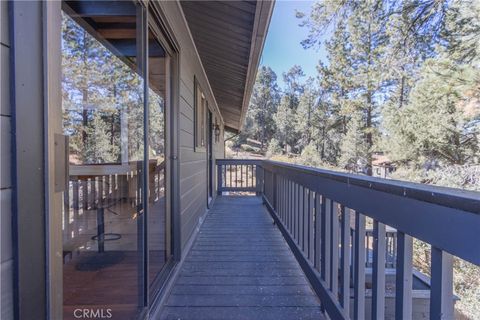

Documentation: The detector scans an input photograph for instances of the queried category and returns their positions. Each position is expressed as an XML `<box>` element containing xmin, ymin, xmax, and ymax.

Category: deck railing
<box><xmin>216</xmin><ymin>159</ymin><xmax>480</xmax><ymax>320</ymax></box>
<box><xmin>216</xmin><ymin>159</ymin><xmax>263</xmax><ymax>194</ymax></box>
<box><xmin>63</xmin><ymin>160</ymin><xmax>165</xmax><ymax>249</ymax></box>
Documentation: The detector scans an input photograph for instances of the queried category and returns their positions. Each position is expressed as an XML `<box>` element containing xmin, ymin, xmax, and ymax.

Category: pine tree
<box><xmin>295</xmin><ymin>78</ymin><xmax>317</xmax><ymax>152</ymax></box>
<box><xmin>299</xmin><ymin>1</ymin><xmax>390</xmax><ymax>174</ymax></box>
<box><xmin>383</xmin><ymin>0</ymin><xmax>480</xmax><ymax>167</ymax></box>
<box><xmin>246</xmin><ymin>66</ymin><xmax>280</xmax><ymax>150</ymax></box>
<box><xmin>84</xmin><ymin>113</ymin><xmax>119</xmax><ymax>163</ymax></box>
<box><xmin>384</xmin><ymin>55</ymin><xmax>479</xmax><ymax>166</ymax></box>
<box><xmin>339</xmin><ymin>111</ymin><xmax>369</xmax><ymax>173</ymax></box>
<box><xmin>283</xmin><ymin>65</ymin><xmax>305</xmax><ymax>109</ymax></box>
<box><xmin>274</xmin><ymin>96</ymin><xmax>296</xmax><ymax>153</ymax></box>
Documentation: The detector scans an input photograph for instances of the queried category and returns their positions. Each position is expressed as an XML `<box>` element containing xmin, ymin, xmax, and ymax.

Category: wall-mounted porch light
<box><xmin>214</xmin><ymin>123</ymin><xmax>221</xmax><ymax>142</ymax></box>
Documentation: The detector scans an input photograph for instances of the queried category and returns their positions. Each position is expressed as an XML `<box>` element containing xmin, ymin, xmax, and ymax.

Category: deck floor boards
<box><xmin>158</xmin><ymin>196</ymin><xmax>323</xmax><ymax>320</ymax></box>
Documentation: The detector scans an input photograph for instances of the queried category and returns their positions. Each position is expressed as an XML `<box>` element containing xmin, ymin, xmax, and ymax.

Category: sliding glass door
<box><xmin>147</xmin><ymin>27</ymin><xmax>171</xmax><ymax>298</ymax></box>
<box><xmin>60</xmin><ymin>2</ymin><xmax>172</xmax><ymax>318</ymax></box>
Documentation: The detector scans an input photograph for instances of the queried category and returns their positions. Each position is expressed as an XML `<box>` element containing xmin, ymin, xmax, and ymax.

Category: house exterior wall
<box><xmin>4</xmin><ymin>1</ymin><xmax>227</xmax><ymax>316</ymax></box>
<box><xmin>1</xmin><ymin>1</ymin><xmax>14</xmax><ymax>320</ymax></box>
<box><xmin>152</xmin><ymin>1</ymin><xmax>225</xmax><ymax>251</ymax></box>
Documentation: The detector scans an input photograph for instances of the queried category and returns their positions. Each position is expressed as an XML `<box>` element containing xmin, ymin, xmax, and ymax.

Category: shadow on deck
<box><xmin>158</xmin><ymin>196</ymin><xmax>324</xmax><ymax>320</ymax></box>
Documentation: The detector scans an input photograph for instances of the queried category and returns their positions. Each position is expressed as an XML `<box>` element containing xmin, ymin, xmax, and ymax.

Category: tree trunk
<box><xmin>81</xmin><ymin>30</ymin><xmax>88</xmax><ymax>151</ymax></box>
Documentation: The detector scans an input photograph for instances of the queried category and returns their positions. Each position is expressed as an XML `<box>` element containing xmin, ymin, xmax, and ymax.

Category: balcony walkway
<box><xmin>159</xmin><ymin>196</ymin><xmax>324</xmax><ymax>320</ymax></box>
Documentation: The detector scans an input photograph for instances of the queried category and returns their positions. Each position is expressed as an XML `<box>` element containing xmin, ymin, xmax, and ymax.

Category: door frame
<box><xmin>146</xmin><ymin>1</ymin><xmax>181</xmax><ymax>301</ymax></box>
<box><xmin>207</xmin><ymin>109</ymin><xmax>214</xmax><ymax>207</ymax></box>
<box><xmin>11</xmin><ymin>2</ymin><xmax>63</xmax><ymax>319</ymax></box>
<box><xmin>38</xmin><ymin>1</ymin><xmax>182</xmax><ymax>318</ymax></box>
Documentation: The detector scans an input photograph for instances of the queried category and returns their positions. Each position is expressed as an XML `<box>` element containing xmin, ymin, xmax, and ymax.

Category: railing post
<box><xmin>217</xmin><ymin>163</ymin><xmax>222</xmax><ymax>195</ymax></box>
<box><xmin>255</xmin><ymin>164</ymin><xmax>263</xmax><ymax>196</ymax></box>
<box><xmin>353</xmin><ymin>212</ymin><xmax>366</xmax><ymax>320</ymax></box>
<box><xmin>395</xmin><ymin>232</ymin><xmax>412</xmax><ymax>320</ymax></box>
<box><xmin>272</xmin><ymin>172</ymin><xmax>277</xmax><ymax>210</ymax></box>
<box><xmin>340</xmin><ymin>206</ymin><xmax>351</xmax><ymax>316</ymax></box>
<box><xmin>372</xmin><ymin>220</ymin><xmax>386</xmax><ymax>319</ymax></box>
<box><xmin>430</xmin><ymin>247</ymin><xmax>454</xmax><ymax>320</ymax></box>
<box><xmin>314</xmin><ymin>193</ymin><xmax>321</xmax><ymax>270</ymax></box>
<box><xmin>320</xmin><ymin>196</ymin><xmax>331</xmax><ymax>287</ymax></box>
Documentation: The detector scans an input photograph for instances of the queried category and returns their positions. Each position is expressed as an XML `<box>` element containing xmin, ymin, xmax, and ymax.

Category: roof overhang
<box><xmin>180</xmin><ymin>1</ymin><xmax>275</xmax><ymax>131</ymax></box>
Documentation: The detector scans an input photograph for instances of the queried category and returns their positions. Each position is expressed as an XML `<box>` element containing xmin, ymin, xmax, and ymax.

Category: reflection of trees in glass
<box><xmin>149</xmin><ymin>88</ymin><xmax>165</xmax><ymax>163</ymax></box>
<box><xmin>61</xmin><ymin>13</ymin><xmax>144</xmax><ymax>164</ymax></box>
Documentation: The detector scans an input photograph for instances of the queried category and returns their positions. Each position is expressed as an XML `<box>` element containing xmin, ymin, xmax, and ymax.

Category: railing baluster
<box><xmin>283</xmin><ymin>177</ymin><xmax>286</xmax><ymax>222</ymax></box>
<box><xmin>395</xmin><ymin>231</ymin><xmax>412</xmax><ymax>320</ymax></box>
<box><xmin>278</xmin><ymin>175</ymin><xmax>281</xmax><ymax>218</ymax></box>
<box><xmin>280</xmin><ymin>176</ymin><xmax>284</xmax><ymax>221</ymax></box>
<box><xmin>284</xmin><ymin>179</ymin><xmax>288</xmax><ymax>229</ymax></box>
<box><xmin>302</xmin><ymin>188</ymin><xmax>309</xmax><ymax>252</ymax></box>
<box><xmin>365</xmin><ymin>231</ymin><xmax>371</xmax><ymax>267</ymax></box>
<box><xmin>297</xmin><ymin>185</ymin><xmax>300</xmax><ymax>245</ymax></box>
<box><xmin>235</xmin><ymin>165</ymin><xmax>238</xmax><ymax>188</ymax></box>
<box><xmin>281</xmin><ymin>176</ymin><xmax>286</xmax><ymax>223</ymax></box>
<box><xmin>286</xmin><ymin>179</ymin><xmax>290</xmax><ymax>230</ymax></box>
<box><xmin>108</xmin><ymin>174</ymin><xmax>113</xmax><ymax>207</ymax></box>
<box><xmin>331</xmin><ymin>202</ymin><xmax>339</xmax><ymax>295</ymax></box>
<box><xmin>372</xmin><ymin>220</ymin><xmax>386</xmax><ymax>319</ymax></box>
<box><xmin>290</xmin><ymin>180</ymin><xmax>293</xmax><ymax>232</ymax></box>
<box><xmin>82</xmin><ymin>179</ymin><xmax>88</xmax><ymax>210</ymax></box>
<box><xmin>314</xmin><ymin>193</ymin><xmax>321</xmax><ymax>271</ymax></box>
<box><xmin>98</xmin><ymin>176</ymin><xmax>104</xmax><ymax>208</ymax></box>
<box><xmin>241</xmin><ymin>164</ymin><xmax>243</xmax><ymax>188</ymax></box>
<box><xmin>340</xmin><ymin>206</ymin><xmax>351</xmax><ymax>316</ymax></box>
<box><xmin>354</xmin><ymin>211</ymin><xmax>366</xmax><ymax>320</ymax></box>
<box><xmin>284</xmin><ymin>179</ymin><xmax>288</xmax><ymax>228</ymax></box>
<box><xmin>430</xmin><ymin>247</ymin><xmax>454</xmax><ymax>320</ymax></box>
<box><xmin>72</xmin><ymin>178</ymin><xmax>80</xmax><ymax>236</ymax></box>
<box><xmin>113</xmin><ymin>174</ymin><xmax>118</xmax><ymax>202</ymax></box>
<box><xmin>308</xmin><ymin>191</ymin><xmax>314</xmax><ymax>261</ymax></box>
<box><xmin>298</xmin><ymin>185</ymin><xmax>303</xmax><ymax>246</ymax></box>
<box><xmin>63</xmin><ymin>182</ymin><xmax>71</xmax><ymax>240</ymax></box>
<box><xmin>291</xmin><ymin>182</ymin><xmax>295</xmax><ymax>238</ymax></box>
<box><xmin>217</xmin><ymin>164</ymin><xmax>223</xmax><ymax>195</ymax></box>
<box><xmin>91</xmin><ymin>177</ymin><xmax>96</xmax><ymax>209</ymax></box>
<box><xmin>293</xmin><ymin>183</ymin><xmax>297</xmax><ymax>241</ymax></box>
<box><xmin>303</xmin><ymin>188</ymin><xmax>309</xmax><ymax>255</ymax></box>
<box><xmin>273</xmin><ymin>172</ymin><xmax>277</xmax><ymax>211</ymax></box>
<box><xmin>250</xmin><ymin>164</ymin><xmax>253</xmax><ymax>187</ymax></box>
<box><xmin>321</xmin><ymin>197</ymin><xmax>331</xmax><ymax>288</ymax></box>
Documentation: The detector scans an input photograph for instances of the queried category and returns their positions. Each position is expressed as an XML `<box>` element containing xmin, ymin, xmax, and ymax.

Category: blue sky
<box><xmin>260</xmin><ymin>1</ymin><xmax>327</xmax><ymax>90</ymax></box>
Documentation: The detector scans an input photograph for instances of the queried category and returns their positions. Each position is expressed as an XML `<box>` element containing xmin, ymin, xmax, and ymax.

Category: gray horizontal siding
<box><xmin>155</xmin><ymin>1</ymin><xmax>226</xmax><ymax>251</ymax></box>
<box><xmin>1</xmin><ymin>45</ymin><xmax>9</xmax><ymax>116</ymax></box>
<box><xmin>1</xmin><ymin>116</ymin><xmax>11</xmax><ymax>189</ymax></box>
<box><xmin>1</xmin><ymin>1</ymin><xmax>9</xmax><ymax>47</ymax></box>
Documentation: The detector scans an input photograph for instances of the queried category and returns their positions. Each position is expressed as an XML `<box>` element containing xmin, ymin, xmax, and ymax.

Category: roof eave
<box><xmin>238</xmin><ymin>0</ymin><xmax>275</xmax><ymax>131</ymax></box>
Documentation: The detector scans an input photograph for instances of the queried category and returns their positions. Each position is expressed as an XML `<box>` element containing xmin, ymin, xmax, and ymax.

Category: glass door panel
<box><xmin>61</xmin><ymin>2</ymin><xmax>146</xmax><ymax>319</ymax></box>
<box><xmin>147</xmin><ymin>28</ymin><xmax>171</xmax><ymax>297</ymax></box>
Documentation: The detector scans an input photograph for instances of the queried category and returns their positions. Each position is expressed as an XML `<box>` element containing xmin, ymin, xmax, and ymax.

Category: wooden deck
<box><xmin>158</xmin><ymin>196</ymin><xmax>323</xmax><ymax>320</ymax></box>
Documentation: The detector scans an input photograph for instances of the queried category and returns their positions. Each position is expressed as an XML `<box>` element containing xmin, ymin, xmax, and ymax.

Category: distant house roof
<box><xmin>372</xmin><ymin>154</ymin><xmax>392</xmax><ymax>166</ymax></box>
<box><xmin>181</xmin><ymin>1</ymin><xmax>275</xmax><ymax>132</ymax></box>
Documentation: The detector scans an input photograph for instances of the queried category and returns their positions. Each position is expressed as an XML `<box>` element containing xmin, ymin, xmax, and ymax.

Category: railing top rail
<box><xmin>216</xmin><ymin>159</ymin><xmax>264</xmax><ymax>165</ymax></box>
<box><xmin>263</xmin><ymin>160</ymin><xmax>480</xmax><ymax>215</ymax></box>
<box><xmin>260</xmin><ymin>159</ymin><xmax>480</xmax><ymax>265</ymax></box>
